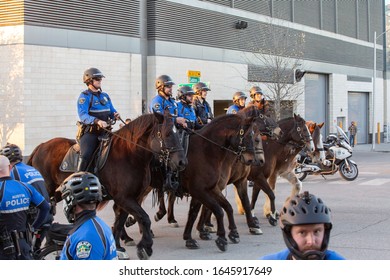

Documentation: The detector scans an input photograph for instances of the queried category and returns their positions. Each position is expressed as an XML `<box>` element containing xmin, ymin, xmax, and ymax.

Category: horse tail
<box><xmin>27</xmin><ymin>143</ymin><xmax>43</xmax><ymax>165</ymax></box>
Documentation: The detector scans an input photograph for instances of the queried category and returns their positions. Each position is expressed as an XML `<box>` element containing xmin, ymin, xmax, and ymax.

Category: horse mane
<box><xmin>114</xmin><ymin>114</ymin><xmax>157</xmax><ymax>146</ymax></box>
<box><xmin>199</xmin><ymin>113</ymin><xmax>242</xmax><ymax>132</ymax></box>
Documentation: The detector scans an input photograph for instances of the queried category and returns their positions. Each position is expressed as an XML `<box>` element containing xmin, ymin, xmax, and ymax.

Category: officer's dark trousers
<box><xmin>0</xmin><ymin>239</ymin><xmax>32</xmax><ymax>260</ymax></box>
<box><xmin>79</xmin><ymin>132</ymin><xmax>100</xmax><ymax>171</ymax></box>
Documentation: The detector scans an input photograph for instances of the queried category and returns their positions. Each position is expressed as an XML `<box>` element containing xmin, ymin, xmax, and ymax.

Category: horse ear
<box><xmin>318</xmin><ymin>122</ymin><xmax>324</xmax><ymax>128</ymax></box>
<box><xmin>153</xmin><ymin>111</ymin><xmax>165</xmax><ymax>123</ymax></box>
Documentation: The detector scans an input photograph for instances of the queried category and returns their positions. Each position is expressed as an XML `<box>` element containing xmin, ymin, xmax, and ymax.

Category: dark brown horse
<box><xmin>118</xmin><ymin>113</ymin><xmax>258</xmax><ymax>252</ymax></box>
<box><xmin>27</xmin><ymin>110</ymin><xmax>187</xmax><ymax>259</ymax></box>
<box><xmin>193</xmin><ymin>107</ymin><xmax>282</xmax><ymax>238</ymax></box>
<box><xmin>242</xmin><ymin>114</ymin><xmax>314</xmax><ymax>224</ymax></box>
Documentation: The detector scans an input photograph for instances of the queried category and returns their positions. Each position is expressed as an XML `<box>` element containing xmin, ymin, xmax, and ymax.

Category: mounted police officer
<box><xmin>227</xmin><ymin>91</ymin><xmax>247</xmax><ymax>114</ymax></box>
<box><xmin>192</xmin><ymin>82</ymin><xmax>213</xmax><ymax>125</ymax></box>
<box><xmin>248</xmin><ymin>86</ymin><xmax>270</xmax><ymax>116</ymax></box>
<box><xmin>177</xmin><ymin>85</ymin><xmax>203</xmax><ymax>131</ymax></box>
<box><xmin>58</xmin><ymin>172</ymin><xmax>118</xmax><ymax>260</ymax></box>
<box><xmin>149</xmin><ymin>74</ymin><xmax>187</xmax><ymax>127</ymax></box>
<box><xmin>77</xmin><ymin>67</ymin><xmax>121</xmax><ymax>172</ymax></box>
<box><xmin>0</xmin><ymin>143</ymin><xmax>54</xmax><ymax>252</ymax></box>
<box><xmin>149</xmin><ymin>75</ymin><xmax>187</xmax><ymax>193</ymax></box>
<box><xmin>0</xmin><ymin>155</ymin><xmax>50</xmax><ymax>260</ymax></box>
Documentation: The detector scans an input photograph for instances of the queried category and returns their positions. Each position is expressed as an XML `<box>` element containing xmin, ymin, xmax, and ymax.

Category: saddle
<box><xmin>59</xmin><ymin>135</ymin><xmax>112</xmax><ymax>173</ymax></box>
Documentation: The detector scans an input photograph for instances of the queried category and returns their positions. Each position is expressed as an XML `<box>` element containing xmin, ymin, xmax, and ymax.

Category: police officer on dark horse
<box><xmin>76</xmin><ymin>68</ymin><xmax>121</xmax><ymax>172</ymax></box>
<box><xmin>149</xmin><ymin>75</ymin><xmax>187</xmax><ymax>193</ymax></box>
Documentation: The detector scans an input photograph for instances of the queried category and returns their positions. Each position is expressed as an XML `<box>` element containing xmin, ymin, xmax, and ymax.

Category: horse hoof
<box><xmin>199</xmin><ymin>231</ymin><xmax>212</xmax><ymax>240</ymax></box>
<box><xmin>215</xmin><ymin>237</ymin><xmax>228</xmax><ymax>252</ymax></box>
<box><xmin>228</xmin><ymin>231</ymin><xmax>240</xmax><ymax>244</ymax></box>
<box><xmin>136</xmin><ymin>248</ymin><xmax>150</xmax><ymax>260</ymax></box>
<box><xmin>123</xmin><ymin>238</ymin><xmax>136</xmax><ymax>246</ymax></box>
<box><xmin>154</xmin><ymin>212</ymin><xmax>165</xmax><ymax>222</ymax></box>
<box><xmin>266</xmin><ymin>214</ymin><xmax>278</xmax><ymax>226</ymax></box>
<box><xmin>169</xmin><ymin>220</ymin><xmax>179</xmax><ymax>228</ymax></box>
<box><xmin>125</xmin><ymin>216</ymin><xmax>136</xmax><ymax>227</ymax></box>
<box><xmin>185</xmin><ymin>239</ymin><xmax>200</xmax><ymax>249</ymax></box>
<box><xmin>204</xmin><ymin>223</ymin><xmax>216</xmax><ymax>233</ymax></box>
<box><xmin>117</xmin><ymin>250</ymin><xmax>130</xmax><ymax>260</ymax></box>
<box><xmin>249</xmin><ymin>227</ymin><xmax>263</xmax><ymax>235</ymax></box>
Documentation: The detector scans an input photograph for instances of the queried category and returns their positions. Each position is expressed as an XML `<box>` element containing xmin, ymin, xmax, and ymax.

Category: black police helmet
<box><xmin>0</xmin><ymin>143</ymin><xmax>23</xmax><ymax>163</ymax></box>
<box><xmin>249</xmin><ymin>86</ymin><xmax>264</xmax><ymax>99</ymax></box>
<box><xmin>155</xmin><ymin>75</ymin><xmax>175</xmax><ymax>90</ymax></box>
<box><xmin>83</xmin><ymin>68</ymin><xmax>105</xmax><ymax>84</ymax></box>
<box><xmin>192</xmin><ymin>82</ymin><xmax>210</xmax><ymax>95</ymax></box>
<box><xmin>177</xmin><ymin>85</ymin><xmax>195</xmax><ymax>100</ymax></box>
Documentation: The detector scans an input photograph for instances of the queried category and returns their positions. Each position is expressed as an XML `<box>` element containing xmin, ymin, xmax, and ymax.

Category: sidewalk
<box><xmin>353</xmin><ymin>142</ymin><xmax>390</xmax><ymax>152</ymax></box>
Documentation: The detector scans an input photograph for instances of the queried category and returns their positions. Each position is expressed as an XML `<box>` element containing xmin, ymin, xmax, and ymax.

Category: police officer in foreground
<box><xmin>0</xmin><ymin>143</ymin><xmax>54</xmax><ymax>252</ymax></box>
<box><xmin>58</xmin><ymin>172</ymin><xmax>118</xmax><ymax>260</ymax></box>
<box><xmin>177</xmin><ymin>85</ymin><xmax>203</xmax><ymax>131</ymax></box>
<box><xmin>192</xmin><ymin>82</ymin><xmax>213</xmax><ymax>125</ymax></box>
<box><xmin>226</xmin><ymin>91</ymin><xmax>247</xmax><ymax>114</ymax></box>
<box><xmin>260</xmin><ymin>191</ymin><xmax>345</xmax><ymax>260</ymax></box>
<box><xmin>248</xmin><ymin>86</ymin><xmax>270</xmax><ymax>116</ymax></box>
<box><xmin>0</xmin><ymin>155</ymin><xmax>50</xmax><ymax>260</ymax></box>
<box><xmin>76</xmin><ymin>67</ymin><xmax>121</xmax><ymax>172</ymax></box>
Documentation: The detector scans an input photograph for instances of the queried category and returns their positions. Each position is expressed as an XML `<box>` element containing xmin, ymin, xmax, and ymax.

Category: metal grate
<box><xmin>0</xmin><ymin>0</ymin><xmax>24</xmax><ymax>26</ymax></box>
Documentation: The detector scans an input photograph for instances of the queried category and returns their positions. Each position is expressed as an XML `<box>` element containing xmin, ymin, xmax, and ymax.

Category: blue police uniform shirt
<box><xmin>149</xmin><ymin>94</ymin><xmax>178</xmax><ymax>116</ymax></box>
<box><xmin>226</xmin><ymin>104</ymin><xmax>241</xmax><ymax>114</ymax></box>
<box><xmin>77</xmin><ymin>90</ymin><xmax>117</xmax><ymax>124</ymax></box>
<box><xmin>0</xmin><ymin>177</ymin><xmax>46</xmax><ymax>232</ymax></box>
<box><xmin>11</xmin><ymin>162</ymin><xmax>53</xmax><ymax>223</ymax></box>
<box><xmin>177</xmin><ymin>101</ymin><xmax>197</xmax><ymax>126</ymax></box>
<box><xmin>60</xmin><ymin>216</ymin><xmax>117</xmax><ymax>260</ymax></box>
<box><xmin>260</xmin><ymin>248</ymin><xmax>346</xmax><ymax>260</ymax></box>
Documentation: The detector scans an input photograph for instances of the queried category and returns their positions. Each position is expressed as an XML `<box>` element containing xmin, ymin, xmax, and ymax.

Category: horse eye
<box><xmin>297</xmin><ymin>127</ymin><xmax>301</xmax><ymax>132</ymax></box>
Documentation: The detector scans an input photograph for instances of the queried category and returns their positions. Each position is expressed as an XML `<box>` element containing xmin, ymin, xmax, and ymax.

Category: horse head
<box><xmin>307</xmin><ymin>121</ymin><xmax>326</xmax><ymax>163</ymax></box>
<box><xmin>281</xmin><ymin>114</ymin><xmax>314</xmax><ymax>152</ymax></box>
<box><xmin>233</xmin><ymin>114</ymin><xmax>258</xmax><ymax>165</ymax></box>
<box><xmin>150</xmin><ymin>109</ymin><xmax>188</xmax><ymax>172</ymax></box>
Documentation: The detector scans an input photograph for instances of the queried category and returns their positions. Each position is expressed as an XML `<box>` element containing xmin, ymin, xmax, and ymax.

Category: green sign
<box><xmin>189</xmin><ymin>77</ymin><xmax>200</xmax><ymax>83</ymax></box>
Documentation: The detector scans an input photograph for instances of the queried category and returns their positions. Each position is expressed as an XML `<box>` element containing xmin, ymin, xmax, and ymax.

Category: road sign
<box><xmin>187</xmin><ymin>70</ymin><xmax>201</xmax><ymax>83</ymax></box>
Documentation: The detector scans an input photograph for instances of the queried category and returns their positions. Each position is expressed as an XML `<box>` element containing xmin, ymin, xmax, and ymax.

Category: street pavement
<box><xmin>50</xmin><ymin>144</ymin><xmax>390</xmax><ymax>260</ymax></box>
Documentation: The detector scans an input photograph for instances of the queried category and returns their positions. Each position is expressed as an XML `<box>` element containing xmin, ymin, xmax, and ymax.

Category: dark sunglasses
<box><xmin>164</xmin><ymin>84</ymin><xmax>172</xmax><ymax>88</ymax></box>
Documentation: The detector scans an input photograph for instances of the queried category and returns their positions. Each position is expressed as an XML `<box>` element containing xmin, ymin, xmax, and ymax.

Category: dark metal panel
<box><xmin>294</xmin><ymin>0</ymin><xmax>320</xmax><ymax>29</ymax></box>
<box><xmin>22</xmin><ymin>0</ymin><xmax>140</xmax><ymax>37</ymax></box>
<box><xmin>321</xmin><ymin>0</ymin><xmax>336</xmax><ymax>33</ymax></box>
<box><xmin>233</xmin><ymin>0</ymin><xmax>271</xmax><ymax>17</ymax></box>
<box><xmin>358</xmin><ymin>0</ymin><xmax>369</xmax><ymax>41</ymax></box>
<box><xmin>0</xmin><ymin>0</ymin><xmax>24</xmax><ymax>26</ymax></box>
<box><xmin>337</xmin><ymin>0</ymin><xmax>357</xmax><ymax>38</ymax></box>
<box><xmin>272</xmin><ymin>0</ymin><xmax>292</xmax><ymax>22</ymax></box>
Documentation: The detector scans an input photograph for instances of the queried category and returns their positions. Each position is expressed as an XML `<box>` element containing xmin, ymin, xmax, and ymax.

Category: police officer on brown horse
<box><xmin>76</xmin><ymin>68</ymin><xmax>121</xmax><ymax>172</ymax></box>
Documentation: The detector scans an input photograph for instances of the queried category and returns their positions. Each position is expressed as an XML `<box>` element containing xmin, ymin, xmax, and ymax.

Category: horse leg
<box><xmin>262</xmin><ymin>174</ymin><xmax>278</xmax><ymax>226</ymax></box>
<box><xmin>280</xmin><ymin>170</ymin><xmax>302</xmax><ymax>197</ymax></box>
<box><xmin>112</xmin><ymin>208</ymin><xmax>131</xmax><ymax>252</ymax></box>
<box><xmin>196</xmin><ymin>205</ymin><xmax>213</xmax><ymax>240</ymax></box>
<box><xmin>212</xmin><ymin>189</ymin><xmax>240</xmax><ymax>245</ymax></box>
<box><xmin>166</xmin><ymin>191</ymin><xmax>179</xmax><ymax>227</ymax></box>
<box><xmin>234</xmin><ymin>181</ymin><xmax>263</xmax><ymax>235</ymax></box>
<box><xmin>120</xmin><ymin>199</ymin><xmax>153</xmax><ymax>260</ymax></box>
<box><xmin>113</xmin><ymin>203</ymin><xmax>135</xmax><ymax>246</ymax></box>
<box><xmin>183</xmin><ymin>197</ymin><xmax>203</xmax><ymax>249</ymax></box>
<box><xmin>154</xmin><ymin>188</ymin><xmax>167</xmax><ymax>222</ymax></box>
<box><xmin>234</xmin><ymin>187</ymin><xmax>245</xmax><ymax>215</ymax></box>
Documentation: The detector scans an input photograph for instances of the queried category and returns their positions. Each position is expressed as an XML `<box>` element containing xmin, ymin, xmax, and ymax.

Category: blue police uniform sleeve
<box><xmin>176</xmin><ymin>102</ymin><xmax>183</xmax><ymax>117</ymax></box>
<box><xmin>259</xmin><ymin>249</ymin><xmax>290</xmax><ymax>260</ymax></box>
<box><xmin>77</xmin><ymin>93</ymin><xmax>96</xmax><ymax>124</ymax></box>
<box><xmin>25</xmin><ymin>184</ymin><xmax>50</xmax><ymax>229</ymax></box>
<box><xmin>150</xmin><ymin>96</ymin><xmax>163</xmax><ymax>114</ymax></box>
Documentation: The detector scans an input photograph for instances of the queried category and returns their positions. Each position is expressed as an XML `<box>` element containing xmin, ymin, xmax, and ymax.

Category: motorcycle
<box><xmin>295</xmin><ymin>126</ymin><xmax>359</xmax><ymax>181</ymax></box>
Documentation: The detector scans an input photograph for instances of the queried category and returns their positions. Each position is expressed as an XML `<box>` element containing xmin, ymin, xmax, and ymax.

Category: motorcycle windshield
<box><xmin>336</xmin><ymin>126</ymin><xmax>349</xmax><ymax>144</ymax></box>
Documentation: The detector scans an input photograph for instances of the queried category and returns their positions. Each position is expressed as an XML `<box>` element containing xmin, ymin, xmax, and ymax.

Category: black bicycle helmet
<box><xmin>0</xmin><ymin>143</ymin><xmax>23</xmax><ymax>163</ymax></box>
<box><xmin>192</xmin><ymin>82</ymin><xmax>210</xmax><ymax>95</ymax></box>
<box><xmin>83</xmin><ymin>68</ymin><xmax>105</xmax><ymax>84</ymax></box>
<box><xmin>280</xmin><ymin>191</ymin><xmax>332</xmax><ymax>260</ymax></box>
<box><xmin>59</xmin><ymin>172</ymin><xmax>102</xmax><ymax>223</ymax></box>
<box><xmin>155</xmin><ymin>75</ymin><xmax>175</xmax><ymax>91</ymax></box>
<box><xmin>177</xmin><ymin>85</ymin><xmax>195</xmax><ymax>101</ymax></box>
<box><xmin>249</xmin><ymin>86</ymin><xmax>264</xmax><ymax>99</ymax></box>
